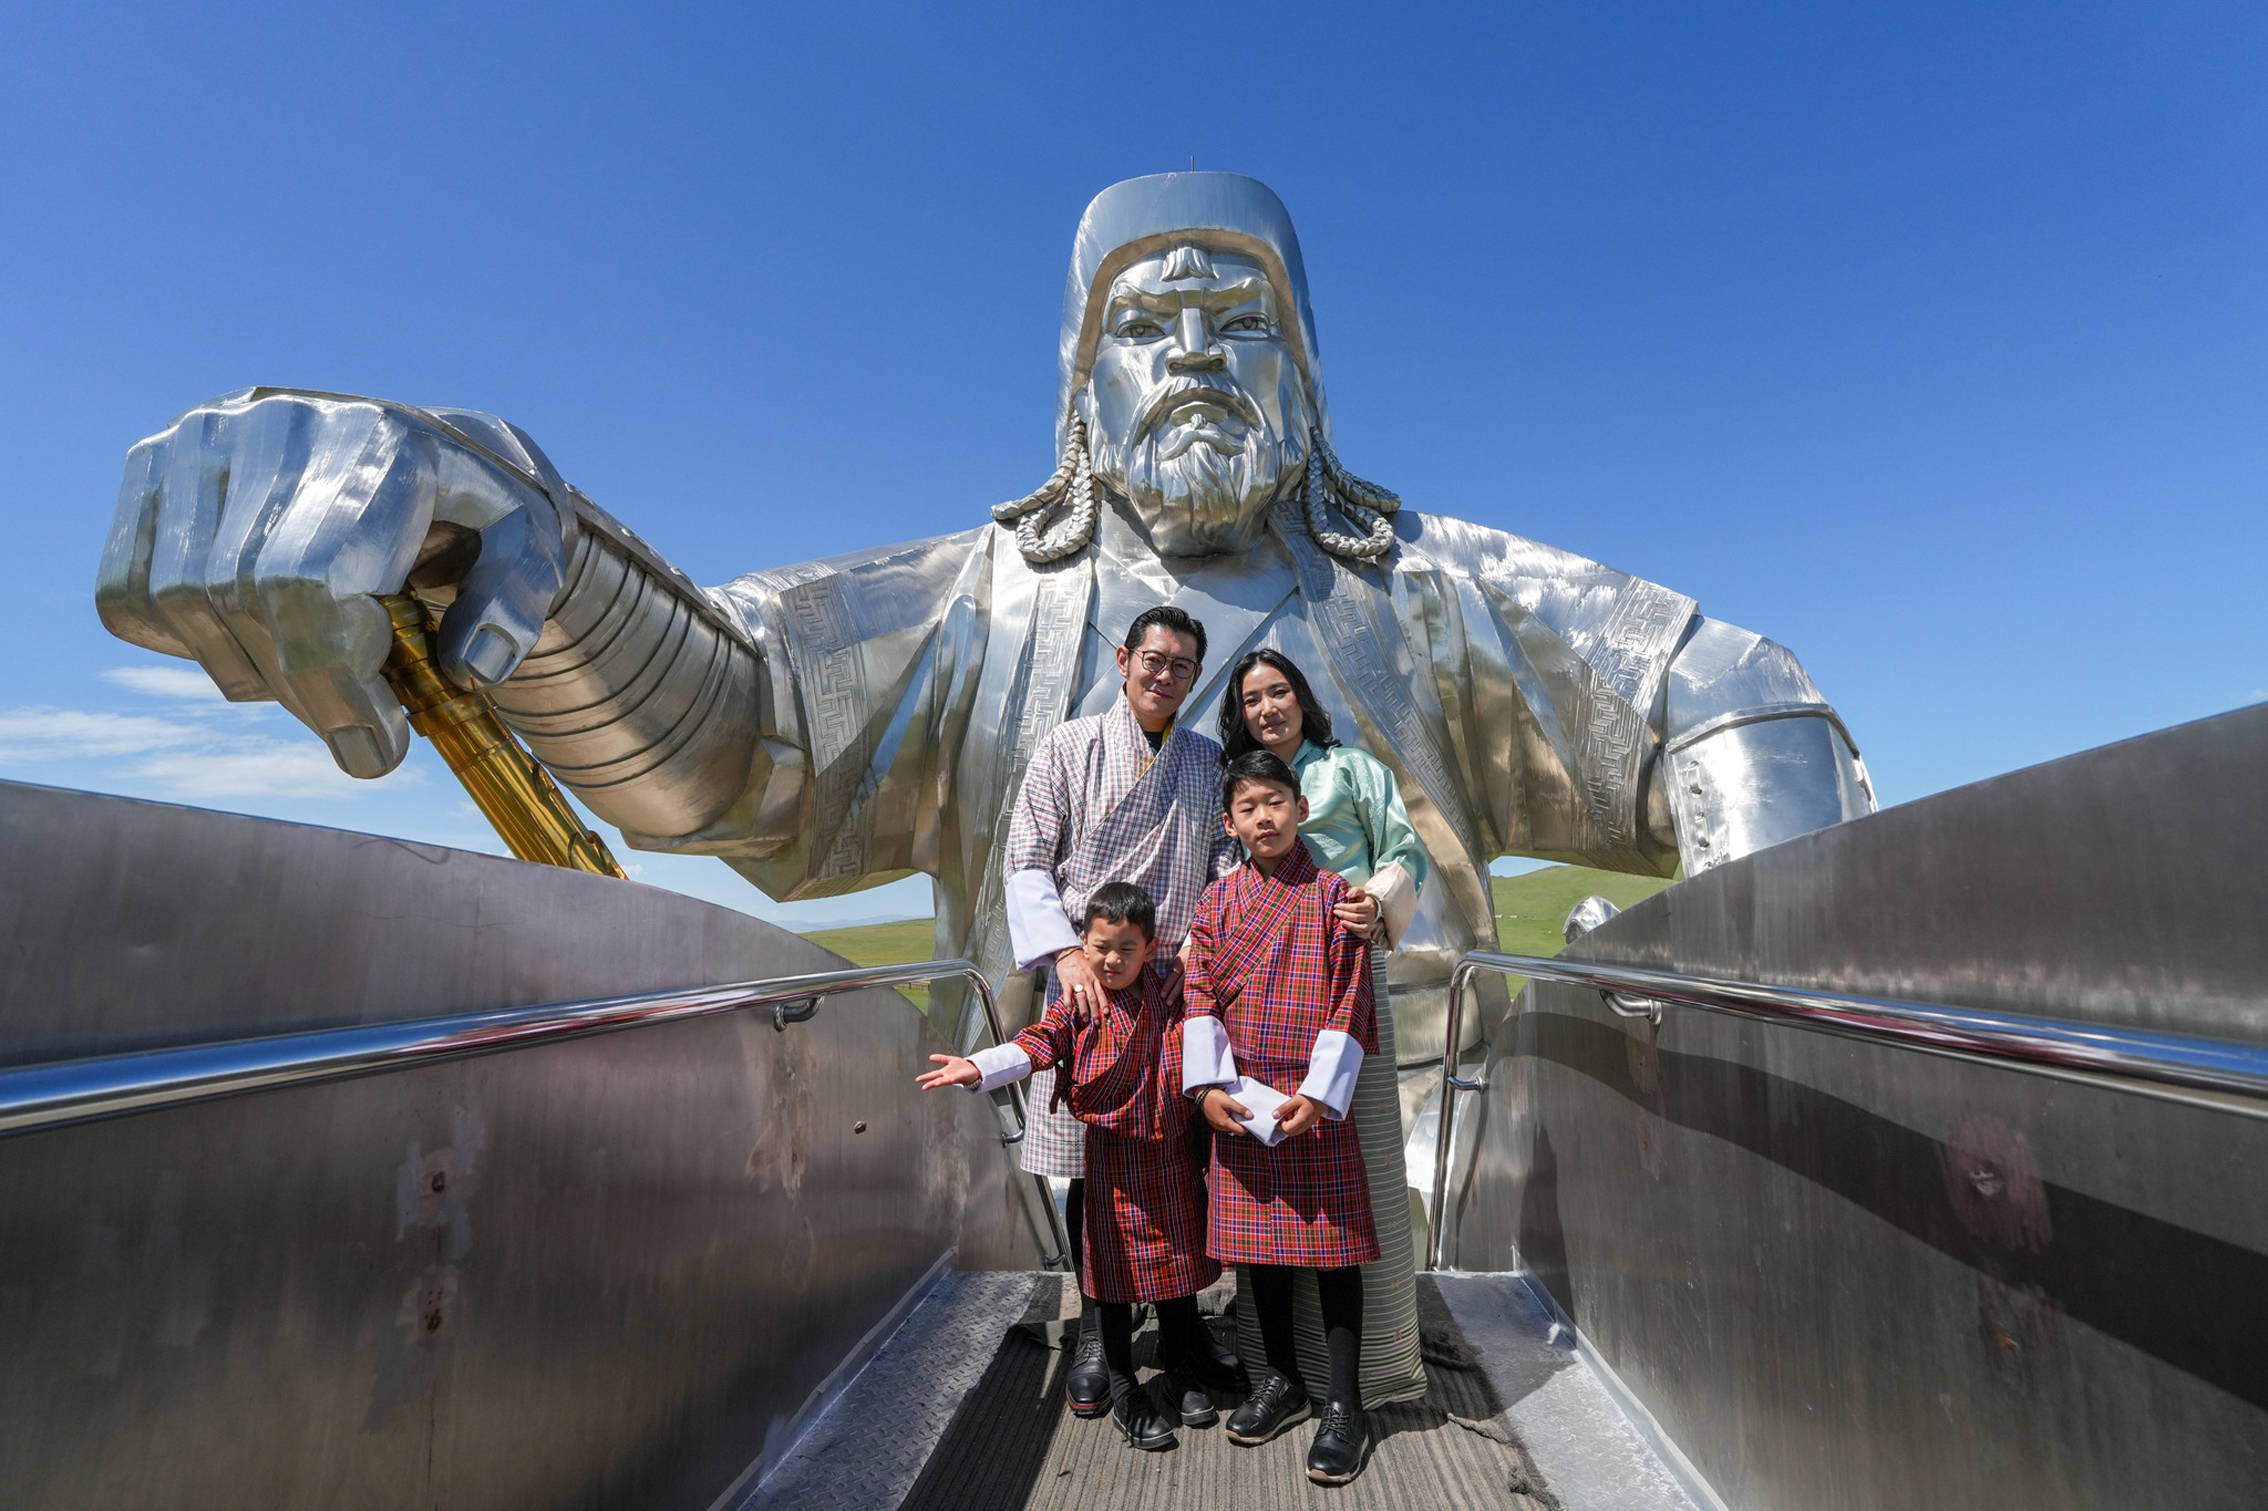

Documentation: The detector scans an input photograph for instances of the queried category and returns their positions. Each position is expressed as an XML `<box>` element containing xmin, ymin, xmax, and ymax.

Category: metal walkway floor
<box><xmin>742</xmin><ymin>1270</ymin><xmax>1707</xmax><ymax>1511</ymax></box>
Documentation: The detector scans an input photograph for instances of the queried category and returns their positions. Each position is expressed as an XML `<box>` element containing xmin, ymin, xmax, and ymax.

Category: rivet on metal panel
<box><xmin>430</xmin><ymin>1171</ymin><xmax>446</xmax><ymax>1194</ymax></box>
<box><xmin>853</xmin><ymin>1120</ymin><xmax>868</xmax><ymax>1134</ymax></box>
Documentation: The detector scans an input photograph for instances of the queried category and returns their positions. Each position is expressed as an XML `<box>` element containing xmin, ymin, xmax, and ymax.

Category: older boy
<box><xmin>1183</xmin><ymin>749</ymin><xmax>1380</xmax><ymax>1486</ymax></box>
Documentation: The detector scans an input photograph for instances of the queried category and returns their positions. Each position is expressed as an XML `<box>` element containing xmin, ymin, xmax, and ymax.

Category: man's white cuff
<box><xmin>1006</xmin><ymin>870</ymin><xmax>1082</xmax><ymax>970</ymax></box>
<box><xmin>1298</xmin><ymin>1030</ymin><xmax>1364</xmax><ymax>1120</ymax></box>
<box><xmin>1182</xmin><ymin>1016</ymin><xmax>1239</xmax><ymax>1094</ymax></box>
<box><xmin>967</xmin><ymin>1042</ymin><xmax>1033</xmax><ymax>1093</ymax></box>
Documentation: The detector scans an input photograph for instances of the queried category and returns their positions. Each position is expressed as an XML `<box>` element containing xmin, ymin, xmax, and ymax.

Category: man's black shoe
<box><xmin>1112</xmin><ymin>1390</ymin><xmax>1179</xmax><ymax>1451</ymax></box>
<box><xmin>1160</xmin><ymin>1336</ymin><xmax>1244</xmax><ymax>1396</ymax></box>
<box><xmin>1170</xmin><ymin>1377</ymin><xmax>1219</xmax><ymax>1427</ymax></box>
<box><xmin>1305</xmin><ymin>1401</ymin><xmax>1371</xmax><ymax>1485</ymax></box>
<box><xmin>1065</xmin><ymin>1317</ymin><xmax>1109</xmax><ymax>1418</ymax></box>
<box><xmin>1189</xmin><ymin>1321</ymin><xmax>1246</xmax><ymax>1386</ymax></box>
<box><xmin>1224</xmin><ymin>1374</ymin><xmax>1312</xmax><ymax>1446</ymax></box>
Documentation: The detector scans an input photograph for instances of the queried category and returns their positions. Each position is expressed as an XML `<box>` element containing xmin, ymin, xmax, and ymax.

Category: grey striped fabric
<box><xmin>1232</xmin><ymin>956</ymin><xmax>1426</xmax><ymax>1406</ymax></box>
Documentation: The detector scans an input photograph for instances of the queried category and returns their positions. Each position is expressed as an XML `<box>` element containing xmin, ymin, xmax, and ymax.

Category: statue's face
<box><xmin>1079</xmin><ymin>247</ymin><xmax>1314</xmax><ymax>556</ymax></box>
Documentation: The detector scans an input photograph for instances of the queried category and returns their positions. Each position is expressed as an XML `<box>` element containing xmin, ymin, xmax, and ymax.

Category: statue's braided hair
<box><xmin>990</xmin><ymin>418</ymin><xmax>1101</xmax><ymax>564</ymax></box>
<box><xmin>992</xmin><ymin>422</ymin><xmax>1399</xmax><ymax>565</ymax></box>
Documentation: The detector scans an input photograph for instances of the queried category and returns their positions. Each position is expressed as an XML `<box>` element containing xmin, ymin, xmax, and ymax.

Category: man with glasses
<box><xmin>999</xmin><ymin>604</ymin><xmax>1375</xmax><ymax>1414</ymax></box>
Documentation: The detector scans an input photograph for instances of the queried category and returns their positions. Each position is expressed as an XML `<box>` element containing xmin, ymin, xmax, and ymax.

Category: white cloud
<box><xmin>128</xmin><ymin>737</ymin><xmax>404</xmax><ymax>801</ymax></box>
<box><xmin>102</xmin><ymin>664</ymin><xmax>229</xmax><ymax>701</ymax></box>
<box><xmin>0</xmin><ymin>707</ymin><xmax>205</xmax><ymax>761</ymax></box>
<box><xmin>0</xmin><ymin>701</ymin><xmax>420</xmax><ymax>802</ymax></box>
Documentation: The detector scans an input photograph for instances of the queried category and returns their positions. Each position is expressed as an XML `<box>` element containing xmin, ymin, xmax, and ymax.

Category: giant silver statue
<box><xmin>95</xmin><ymin>172</ymin><xmax>1874</xmax><ymax>1078</ymax></box>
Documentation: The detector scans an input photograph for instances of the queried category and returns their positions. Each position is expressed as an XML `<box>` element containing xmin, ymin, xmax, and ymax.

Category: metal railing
<box><xmin>0</xmin><ymin>957</ymin><xmax>1071</xmax><ymax>1267</ymax></box>
<box><xmin>1427</xmin><ymin>949</ymin><xmax>2268</xmax><ymax>1270</ymax></box>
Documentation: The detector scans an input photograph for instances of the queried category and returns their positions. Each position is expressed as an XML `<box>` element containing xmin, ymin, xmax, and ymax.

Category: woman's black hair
<box><xmin>1216</xmin><ymin>648</ymin><xmax>1338</xmax><ymax>760</ymax></box>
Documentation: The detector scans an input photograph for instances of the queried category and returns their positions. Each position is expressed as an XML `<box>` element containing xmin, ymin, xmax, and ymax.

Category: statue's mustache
<box><xmin>1137</xmin><ymin>377</ymin><xmax>1261</xmax><ymax>440</ymax></box>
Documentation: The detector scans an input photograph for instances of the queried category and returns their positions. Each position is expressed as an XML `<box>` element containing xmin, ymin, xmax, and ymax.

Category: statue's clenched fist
<box><xmin>95</xmin><ymin>388</ymin><xmax>576</xmax><ymax>779</ymax></box>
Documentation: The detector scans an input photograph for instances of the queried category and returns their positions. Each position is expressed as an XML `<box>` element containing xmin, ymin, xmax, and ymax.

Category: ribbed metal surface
<box><xmin>754</xmin><ymin>1272</ymin><xmax>1572</xmax><ymax>1511</ymax></box>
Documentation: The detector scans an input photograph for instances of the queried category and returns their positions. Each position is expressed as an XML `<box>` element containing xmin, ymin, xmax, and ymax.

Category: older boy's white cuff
<box><xmin>967</xmin><ymin>1043</ymin><xmax>1033</xmax><ymax>1093</ymax></box>
<box><xmin>1298</xmin><ymin>1031</ymin><xmax>1364</xmax><ymax>1119</ymax></box>
<box><xmin>1182</xmin><ymin>1016</ymin><xmax>1239</xmax><ymax>1094</ymax></box>
<box><xmin>1361</xmin><ymin>860</ymin><xmax>1417</xmax><ymax>949</ymax></box>
<box><xmin>1006</xmin><ymin>870</ymin><xmax>1082</xmax><ymax>970</ymax></box>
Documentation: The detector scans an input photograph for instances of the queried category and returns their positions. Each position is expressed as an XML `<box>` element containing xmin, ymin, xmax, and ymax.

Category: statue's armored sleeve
<box><xmin>481</xmin><ymin>498</ymin><xmax>768</xmax><ymax>841</ymax></box>
<box><xmin>584</xmin><ymin>527</ymin><xmax>1002</xmax><ymax>902</ymax></box>
<box><xmin>1655</xmin><ymin>616</ymin><xmax>1876</xmax><ymax>873</ymax></box>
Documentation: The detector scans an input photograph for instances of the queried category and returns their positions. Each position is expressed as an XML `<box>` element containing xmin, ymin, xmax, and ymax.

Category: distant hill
<box><xmin>804</xmin><ymin>864</ymin><xmax>1678</xmax><ymax>1017</ymax></box>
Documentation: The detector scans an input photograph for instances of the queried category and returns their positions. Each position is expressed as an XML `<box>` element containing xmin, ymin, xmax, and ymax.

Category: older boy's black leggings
<box><xmin>1248</xmin><ymin>1263</ymin><xmax>1364</xmax><ymax>1407</ymax></box>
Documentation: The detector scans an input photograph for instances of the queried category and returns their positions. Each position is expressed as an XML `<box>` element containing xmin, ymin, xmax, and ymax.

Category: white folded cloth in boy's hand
<box><xmin>1220</xmin><ymin>1075</ymin><xmax>1290</xmax><ymax>1146</ymax></box>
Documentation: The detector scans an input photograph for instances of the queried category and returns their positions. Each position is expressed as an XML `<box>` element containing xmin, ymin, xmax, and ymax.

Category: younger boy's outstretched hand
<box><xmin>1200</xmin><ymin>1087</ymin><xmax>1252</xmax><ymax>1136</ymax></box>
<box><xmin>917</xmin><ymin>1054</ymin><xmax>981</xmax><ymax>1091</ymax></box>
<box><xmin>1274</xmin><ymin>1094</ymin><xmax>1324</xmax><ymax>1139</ymax></box>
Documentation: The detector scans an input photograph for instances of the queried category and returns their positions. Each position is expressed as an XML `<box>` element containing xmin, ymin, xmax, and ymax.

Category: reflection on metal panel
<box><xmin>0</xmin><ymin>782</ymin><xmax>1047</xmax><ymax>1510</ymax></box>
<box><xmin>1448</xmin><ymin>704</ymin><xmax>2268</xmax><ymax>1511</ymax></box>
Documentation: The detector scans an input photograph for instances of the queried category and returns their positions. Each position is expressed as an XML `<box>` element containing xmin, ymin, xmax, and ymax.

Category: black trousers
<box><xmin>1246</xmin><ymin>1262</ymin><xmax>1363</xmax><ymax>1406</ymax></box>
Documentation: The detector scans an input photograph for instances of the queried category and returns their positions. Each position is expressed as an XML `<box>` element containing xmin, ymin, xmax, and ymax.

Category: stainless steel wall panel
<box><xmin>0</xmin><ymin>782</ymin><xmax>1047</xmax><ymax>1509</ymax></box>
<box><xmin>1446</xmin><ymin>704</ymin><xmax>2268</xmax><ymax>1510</ymax></box>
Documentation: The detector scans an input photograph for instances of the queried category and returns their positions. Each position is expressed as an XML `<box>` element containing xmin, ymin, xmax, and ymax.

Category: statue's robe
<box><xmin>630</xmin><ymin>501</ymin><xmax>1696</xmax><ymax>1062</ymax></box>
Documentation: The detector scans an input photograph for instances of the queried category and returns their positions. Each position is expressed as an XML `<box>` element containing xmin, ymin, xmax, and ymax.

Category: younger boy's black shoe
<box><xmin>1305</xmin><ymin>1401</ymin><xmax>1371</xmax><ymax>1485</ymax></box>
<box><xmin>1065</xmin><ymin>1319</ymin><xmax>1109</xmax><ymax>1418</ymax></box>
<box><xmin>1224</xmin><ymin>1374</ymin><xmax>1312</xmax><ymax>1446</ymax></box>
<box><xmin>1169</xmin><ymin>1377</ymin><xmax>1219</xmax><ymax>1427</ymax></box>
<box><xmin>1111</xmin><ymin>1390</ymin><xmax>1179</xmax><ymax>1451</ymax></box>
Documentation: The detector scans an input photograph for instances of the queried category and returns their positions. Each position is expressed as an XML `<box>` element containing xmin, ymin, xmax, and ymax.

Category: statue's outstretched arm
<box><xmin>1649</xmin><ymin>617</ymin><xmax>1876</xmax><ymax>873</ymax></box>
<box><xmin>96</xmin><ymin>388</ymin><xmax>766</xmax><ymax>840</ymax></box>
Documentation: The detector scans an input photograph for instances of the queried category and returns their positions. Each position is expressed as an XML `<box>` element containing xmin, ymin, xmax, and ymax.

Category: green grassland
<box><xmin>801</xmin><ymin>916</ymin><xmax>940</xmax><ymax>1014</ymax></box>
<box><xmin>800</xmin><ymin>864</ymin><xmax>1678</xmax><ymax>1012</ymax></box>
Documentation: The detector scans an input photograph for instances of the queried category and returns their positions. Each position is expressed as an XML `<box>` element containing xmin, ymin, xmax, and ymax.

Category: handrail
<box><xmin>0</xmin><ymin>957</ymin><xmax>1071</xmax><ymax>1266</ymax></box>
<box><xmin>1426</xmin><ymin>949</ymin><xmax>2268</xmax><ymax>1270</ymax></box>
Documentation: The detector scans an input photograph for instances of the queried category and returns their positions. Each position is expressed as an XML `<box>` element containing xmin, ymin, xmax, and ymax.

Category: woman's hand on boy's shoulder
<box><xmin>916</xmin><ymin>1054</ymin><xmax>980</xmax><ymax>1091</ymax></box>
<box><xmin>1333</xmin><ymin>886</ymin><xmax>1380</xmax><ymax>939</ymax></box>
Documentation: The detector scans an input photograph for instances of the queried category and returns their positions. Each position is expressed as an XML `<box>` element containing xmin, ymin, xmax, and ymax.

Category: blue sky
<box><xmin>2</xmin><ymin>3</ymin><xmax>2261</xmax><ymax>929</ymax></box>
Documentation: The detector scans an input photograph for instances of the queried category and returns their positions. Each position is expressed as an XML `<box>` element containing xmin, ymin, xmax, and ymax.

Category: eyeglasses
<box><xmin>1134</xmin><ymin>650</ymin><xmax>1201</xmax><ymax>684</ymax></box>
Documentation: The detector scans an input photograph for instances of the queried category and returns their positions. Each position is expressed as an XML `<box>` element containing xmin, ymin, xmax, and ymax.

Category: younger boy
<box><xmin>919</xmin><ymin>882</ymin><xmax>1241</xmax><ymax>1451</ymax></box>
<box><xmin>1183</xmin><ymin>750</ymin><xmax>1380</xmax><ymax>1486</ymax></box>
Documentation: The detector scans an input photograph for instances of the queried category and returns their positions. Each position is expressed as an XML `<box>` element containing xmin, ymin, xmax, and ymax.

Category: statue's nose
<box><xmin>1166</xmin><ymin>308</ymin><xmax>1225</xmax><ymax>373</ymax></box>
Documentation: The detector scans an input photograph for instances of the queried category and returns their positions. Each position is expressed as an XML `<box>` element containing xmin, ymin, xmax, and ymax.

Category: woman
<box><xmin>1215</xmin><ymin>647</ymin><xmax>1431</xmax><ymax>1407</ymax></box>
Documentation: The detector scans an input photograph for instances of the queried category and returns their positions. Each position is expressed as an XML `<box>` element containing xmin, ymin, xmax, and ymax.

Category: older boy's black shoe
<box><xmin>1112</xmin><ymin>1390</ymin><xmax>1179</xmax><ymax>1451</ymax></box>
<box><xmin>1305</xmin><ymin>1401</ymin><xmax>1371</xmax><ymax>1485</ymax></box>
<box><xmin>1065</xmin><ymin>1318</ymin><xmax>1109</xmax><ymax>1418</ymax></box>
<box><xmin>1224</xmin><ymin>1374</ymin><xmax>1311</xmax><ymax>1445</ymax></box>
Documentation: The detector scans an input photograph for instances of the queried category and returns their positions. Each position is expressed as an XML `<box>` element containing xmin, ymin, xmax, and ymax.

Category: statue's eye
<box><xmin>1222</xmin><ymin>314</ymin><xmax>1272</xmax><ymax>335</ymax></box>
<box><xmin>1117</xmin><ymin>318</ymin><xmax>1164</xmax><ymax>340</ymax></box>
